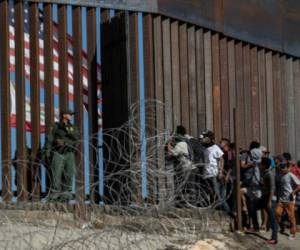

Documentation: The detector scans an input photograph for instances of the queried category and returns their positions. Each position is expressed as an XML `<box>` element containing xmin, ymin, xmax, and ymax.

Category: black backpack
<box><xmin>186</xmin><ymin>137</ymin><xmax>205</xmax><ymax>164</ymax></box>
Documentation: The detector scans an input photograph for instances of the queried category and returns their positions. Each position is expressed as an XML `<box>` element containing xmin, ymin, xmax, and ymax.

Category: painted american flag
<box><xmin>8</xmin><ymin>1</ymin><xmax>102</xmax><ymax>132</ymax></box>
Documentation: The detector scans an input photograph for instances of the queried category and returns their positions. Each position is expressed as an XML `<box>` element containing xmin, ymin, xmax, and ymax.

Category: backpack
<box><xmin>186</xmin><ymin>137</ymin><xmax>205</xmax><ymax>164</ymax></box>
<box><xmin>242</xmin><ymin>151</ymin><xmax>261</xmax><ymax>188</ymax></box>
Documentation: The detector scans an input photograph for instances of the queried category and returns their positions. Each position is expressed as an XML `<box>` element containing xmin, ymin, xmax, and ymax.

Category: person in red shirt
<box><xmin>283</xmin><ymin>153</ymin><xmax>300</xmax><ymax>180</ymax></box>
<box><xmin>291</xmin><ymin>162</ymin><xmax>300</xmax><ymax>181</ymax></box>
<box><xmin>283</xmin><ymin>152</ymin><xmax>300</xmax><ymax>232</ymax></box>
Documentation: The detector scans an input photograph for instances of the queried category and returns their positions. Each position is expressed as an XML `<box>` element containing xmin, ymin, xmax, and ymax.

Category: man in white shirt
<box><xmin>167</xmin><ymin>125</ymin><xmax>193</xmax><ymax>206</ymax></box>
<box><xmin>167</xmin><ymin>126</ymin><xmax>193</xmax><ymax>171</ymax></box>
<box><xmin>200</xmin><ymin>130</ymin><xmax>230</xmax><ymax>213</ymax></box>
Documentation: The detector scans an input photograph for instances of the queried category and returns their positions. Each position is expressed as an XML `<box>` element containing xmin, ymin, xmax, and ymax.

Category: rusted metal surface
<box><xmin>158</xmin><ymin>0</ymin><xmax>300</xmax><ymax>57</ymax></box>
<box><xmin>15</xmin><ymin>0</ymin><xmax>27</xmax><ymax>201</ymax></box>
<box><xmin>234</xmin><ymin>42</ymin><xmax>246</xmax><ymax>150</ymax></box>
<box><xmin>195</xmin><ymin>28</ymin><xmax>206</xmax><ymax>134</ymax></box>
<box><xmin>233</xmin><ymin>108</ymin><xmax>242</xmax><ymax>231</ymax></box>
<box><xmin>171</xmin><ymin>21</ymin><xmax>181</xmax><ymax>127</ymax></box>
<box><xmin>272</xmin><ymin>53</ymin><xmax>282</xmax><ymax>154</ymax></box>
<box><xmin>29</xmin><ymin>0</ymin><xmax>300</xmax><ymax>58</ymax></box>
<box><xmin>179</xmin><ymin>23</ymin><xmax>189</xmax><ymax>133</ymax></box>
<box><xmin>29</xmin><ymin>0</ymin><xmax>158</xmax><ymax>12</ymax></box>
<box><xmin>128</xmin><ymin>13</ymin><xmax>139</xmax><ymax>106</ymax></box>
<box><xmin>44</xmin><ymin>4</ymin><xmax>54</xmax><ymax>133</ymax></box>
<box><xmin>257</xmin><ymin>49</ymin><xmax>267</xmax><ymax>148</ymax></box>
<box><xmin>220</xmin><ymin>37</ymin><xmax>230</xmax><ymax>139</ymax></box>
<box><xmin>159</xmin><ymin>0</ymin><xmax>219</xmax><ymax>32</ymax></box>
<box><xmin>285</xmin><ymin>58</ymin><xmax>295</xmax><ymax>158</ymax></box>
<box><xmin>29</xmin><ymin>2</ymin><xmax>41</xmax><ymax>200</ymax></box>
<box><xmin>227</xmin><ymin>40</ymin><xmax>236</xmax><ymax>141</ymax></box>
<box><xmin>204</xmin><ymin>31</ymin><xmax>213</xmax><ymax>131</ymax></box>
<box><xmin>101</xmin><ymin>9</ymin><xmax>113</xmax><ymax>202</ymax></box>
<box><xmin>128</xmin><ymin>12</ymin><xmax>142</xmax><ymax>204</ymax></box>
<box><xmin>2</xmin><ymin>0</ymin><xmax>300</xmax><ymax>210</ymax></box>
<box><xmin>265</xmin><ymin>52</ymin><xmax>275</xmax><ymax>154</ymax></box>
<box><xmin>250</xmin><ymin>47</ymin><xmax>260</xmax><ymax>141</ymax></box>
<box><xmin>58</xmin><ymin>4</ymin><xmax>68</xmax><ymax>112</ymax></box>
<box><xmin>87</xmin><ymin>7</ymin><xmax>98</xmax><ymax>201</ymax></box>
<box><xmin>153</xmin><ymin>15</ymin><xmax>166</xmax><ymax>203</ymax></box>
<box><xmin>143</xmin><ymin>14</ymin><xmax>155</xmax><ymax>104</ymax></box>
<box><xmin>188</xmin><ymin>25</ymin><xmax>198</xmax><ymax>138</ymax></box>
<box><xmin>211</xmin><ymin>33</ymin><xmax>221</xmax><ymax>141</ymax></box>
<box><xmin>280</xmin><ymin>56</ymin><xmax>288</xmax><ymax>153</ymax></box>
<box><xmin>242</xmin><ymin>44</ymin><xmax>252</xmax><ymax>147</ymax></box>
<box><xmin>143</xmin><ymin>14</ymin><xmax>157</xmax><ymax>203</ymax></box>
<box><xmin>0</xmin><ymin>0</ymin><xmax>11</xmax><ymax>201</ymax></box>
<box><xmin>293</xmin><ymin>60</ymin><xmax>300</xmax><ymax>160</ymax></box>
<box><xmin>162</xmin><ymin>18</ymin><xmax>173</xmax><ymax>133</ymax></box>
<box><xmin>72</xmin><ymin>6</ymin><xmax>84</xmax><ymax>201</ymax></box>
<box><xmin>223</xmin><ymin>0</ymin><xmax>282</xmax><ymax>52</ymax></box>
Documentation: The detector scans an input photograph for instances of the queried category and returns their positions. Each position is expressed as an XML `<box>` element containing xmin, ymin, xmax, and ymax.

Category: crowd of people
<box><xmin>166</xmin><ymin>125</ymin><xmax>300</xmax><ymax>245</ymax></box>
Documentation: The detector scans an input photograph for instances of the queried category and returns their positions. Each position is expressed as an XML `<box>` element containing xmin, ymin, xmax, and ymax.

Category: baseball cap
<box><xmin>60</xmin><ymin>109</ymin><xmax>75</xmax><ymax>115</ymax></box>
<box><xmin>200</xmin><ymin>130</ymin><xmax>214</xmax><ymax>139</ymax></box>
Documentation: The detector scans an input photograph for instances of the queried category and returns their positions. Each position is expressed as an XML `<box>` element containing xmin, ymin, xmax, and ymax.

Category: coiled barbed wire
<box><xmin>0</xmin><ymin>100</ymin><xmax>233</xmax><ymax>250</ymax></box>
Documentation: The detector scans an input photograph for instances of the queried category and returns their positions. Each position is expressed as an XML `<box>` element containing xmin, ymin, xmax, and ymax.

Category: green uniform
<box><xmin>43</xmin><ymin>120</ymin><xmax>79</xmax><ymax>201</ymax></box>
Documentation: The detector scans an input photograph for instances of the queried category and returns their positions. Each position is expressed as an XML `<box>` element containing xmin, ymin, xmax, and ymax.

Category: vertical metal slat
<box><xmin>162</xmin><ymin>18</ymin><xmax>173</xmax><ymax>133</ymax></box>
<box><xmin>280</xmin><ymin>56</ymin><xmax>288</xmax><ymax>152</ymax></box>
<box><xmin>212</xmin><ymin>33</ymin><xmax>222</xmax><ymax>140</ymax></box>
<box><xmin>258</xmin><ymin>49</ymin><xmax>268</xmax><ymax>147</ymax></box>
<box><xmin>44</xmin><ymin>4</ymin><xmax>54</xmax><ymax>132</ymax></box>
<box><xmin>204</xmin><ymin>31</ymin><xmax>213</xmax><ymax>131</ymax></box>
<box><xmin>58</xmin><ymin>4</ymin><xmax>68</xmax><ymax>112</ymax></box>
<box><xmin>72</xmin><ymin>6</ymin><xmax>84</xmax><ymax>203</ymax></box>
<box><xmin>250</xmin><ymin>47</ymin><xmax>260</xmax><ymax>141</ymax></box>
<box><xmin>87</xmin><ymin>7</ymin><xmax>98</xmax><ymax>201</ymax></box>
<box><xmin>195</xmin><ymin>28</ymin><xmax>206</xmax><ymax>134</ymax></box>
<box><xmin>265</xmin><ymin>51</ymin><xmax>275</xmax><ymax>153</ymax></box>
<box><xmin>179</xmin><ymin>23</ymin><xmax>189</xmax><ymax>132</ymax></box>
<box><xmin>227</xmin><ymin>40</ymin><xmax>236</xmax><ymax>141</ymax></box>
<box><xmin>286</xmin><ymin>58</ymin><xmax>295</xmax><ymax>158</ymax></box>
<box><xmin>15</xmin><ymin>0</ymin><xmax>27</xmax><ymax>201</ymax></box>
<box><xmin>0</xmin><ymin>0</ymin><xmax>11</xmax><ymax>202</ymax></box>
<box><xmin>188</xmin><ymin>25</ymin><xmax>198</xmax><ymax>137</ymax></box>
<box><xmin>220</xmin><ymin>37</ymin><xmax>230</xmax><ymax>139</ymax></box>
<box><xmin>143</xmin><ymin>13</ymin><xmax>156</xmax><ymax>203</ymax></box>
<box><xmin>153</xmin><ymin>15</ymin><xmax>166</xmax><ymax>204</ymax></box>
<box><xmin>171</xmin><ymin>21</ymin><xmax>181</xmax><ymax>127</ymax></box>
<box><xmin>235</xmin><ymin>42</ymin><xmax>245</xmax><ymax>149</ymax></box>
<box><xmin>242</xmin><ymin>44</ymin><xmax>252</xmax><ymax>145</ymax></box>
<box><xmin>293</xmin><ymin>60</ymin><xmax>300</xmax><ymax>160</ymax></box>
<box><xmin>272</xmin><ymin>53</ymin><xmax>282</xmax><ymax>154</ymax></box>
<box><xmin>29</xmin><ymin>2</ymin><xmax>41</xmax><ymax>201</ymax></box>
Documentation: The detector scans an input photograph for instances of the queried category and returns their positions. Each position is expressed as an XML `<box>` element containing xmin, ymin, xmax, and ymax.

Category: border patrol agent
<box><xmin>43</xmin><ymin>109</ymin><xmax>79</xmax><ymax>201</ymax></box>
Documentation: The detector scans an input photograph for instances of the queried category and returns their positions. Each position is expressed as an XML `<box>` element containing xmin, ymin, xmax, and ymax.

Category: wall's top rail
<box><xmin>29</xmin><ymin>0</ymin><xmax>300</xmax><ymax>58</ymax></box>
<box><xmin>28</xmin><ymin>0</ymin><xmax>158</xmax><ymax>12</ymax></box>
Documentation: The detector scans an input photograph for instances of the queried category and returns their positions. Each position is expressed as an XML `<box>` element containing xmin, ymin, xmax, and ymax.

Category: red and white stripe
<box><xmin>9</xmin><ymin>21</ymin><xmax>102</xmax><ymax>132</ymax></box>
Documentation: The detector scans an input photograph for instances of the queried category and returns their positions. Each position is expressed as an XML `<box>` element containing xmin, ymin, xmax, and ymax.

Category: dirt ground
<box><xmin>0</xmin><ymin>208</ymin><xmax>299</xmax><ymax>250</ymax></box>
